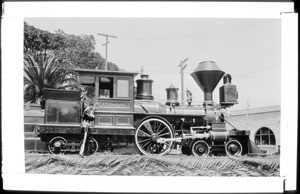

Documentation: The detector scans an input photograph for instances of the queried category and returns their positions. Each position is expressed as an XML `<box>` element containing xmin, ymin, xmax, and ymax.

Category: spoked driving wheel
<box><xmin>191</xmin><ymin>140</ymin><xmax>210</xmax><ymax>157</ymax></box>
<box><xmin>48</xmin><ymin>136</ymin><xmax>67</xmax><ymax>154</ymax></box>
<box><xmin>225</xmin><ymin>139</ymin><xmax>243</xmax><ymax>157</ymax></box>
<box><xmin>135</xmin><ymin>117</ymin><xmax>174</xmax><ymax>155</ymax></box>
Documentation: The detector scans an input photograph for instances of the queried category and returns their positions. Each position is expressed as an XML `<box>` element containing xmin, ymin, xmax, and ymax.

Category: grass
<box><xmin>25</xmin><ymin>153</ymin><xmax>280</xmax><ymax>177</ymax></box>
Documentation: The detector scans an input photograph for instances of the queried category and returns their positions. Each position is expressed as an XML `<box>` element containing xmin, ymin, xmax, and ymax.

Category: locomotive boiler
<box><xmin>37</xmin><ymin>61</ymin><xmax>261</xmax><ymax>156</ymax></box>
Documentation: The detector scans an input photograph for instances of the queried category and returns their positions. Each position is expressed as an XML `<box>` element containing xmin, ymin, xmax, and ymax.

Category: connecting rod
<box><xmin>156</xmin><ymin>132</ymin><xmax>210</xmax><ymax>144</ymax></box>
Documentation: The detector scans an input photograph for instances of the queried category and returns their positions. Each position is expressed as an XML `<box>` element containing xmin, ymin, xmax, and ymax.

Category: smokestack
<box><xmin>191</xmin><ymin>61</ymin><xmax>225</xmax><ymax>102</ymax></box>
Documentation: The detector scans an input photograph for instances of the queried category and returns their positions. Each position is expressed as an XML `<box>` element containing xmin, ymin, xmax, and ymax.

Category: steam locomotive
<box><xmin>38</xmin><ymin>61</ymin><xmax>261</xmax><ymax>156</ymax></box>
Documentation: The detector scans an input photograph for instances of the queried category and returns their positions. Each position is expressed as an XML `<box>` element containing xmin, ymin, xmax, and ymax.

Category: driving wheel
<box><xmin>135</xmin><ymin>117</ymin><xmax>174</xmax><ymax>155</ymax></box>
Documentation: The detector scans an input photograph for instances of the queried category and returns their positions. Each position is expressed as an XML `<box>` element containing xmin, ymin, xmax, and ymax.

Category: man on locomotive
<box><xmin>185</xmin><ymin>88</ymin><xmax>193</xmax><ymax>106</ymax></box>
<box><xmin>79</xmin><ymin>102</ymin><xmax>97</xmax><ymax>157</ymax></box>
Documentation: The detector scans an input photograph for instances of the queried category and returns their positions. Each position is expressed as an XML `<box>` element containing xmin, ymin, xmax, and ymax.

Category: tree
<box><xmin>24</xmin><ymin>22</ymin><xmax>65</xmax><ymax>53</ymax></box>
<box><xmin>24</xmin><ymin>22</ymin><xmax>122</xmax><ymax>104</ymax></box>
<box><xmin>24</xmin><ymin>53</ymin><xmax>78</xmax><ymax>103</ymax></box>
<box><xmin>24</xmin><ymin>22</ymin><xmax>120</xmax><ymax>70</ymax></box>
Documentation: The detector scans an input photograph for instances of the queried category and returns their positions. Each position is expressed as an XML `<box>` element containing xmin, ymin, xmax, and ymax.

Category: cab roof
<box><xmin>74</xmin><ymin>69</ymin><xmax>139</xmax><ymax>77</ymax></box>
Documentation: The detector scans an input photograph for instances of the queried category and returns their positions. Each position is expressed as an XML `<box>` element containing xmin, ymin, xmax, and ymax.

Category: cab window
<box><xmin>99</xmin><ymin>77</ymin><xmax>113</xmax><ymax>98</ymax></box>
<box><xmin>117</xmin><ymin>79</ymin><xmax>129</xmax><ymax>98</ymax></box>
<box><xmin>99</xmin><ymin>77</ymin><xmax>130</xmax><ymax>99</ymax></box>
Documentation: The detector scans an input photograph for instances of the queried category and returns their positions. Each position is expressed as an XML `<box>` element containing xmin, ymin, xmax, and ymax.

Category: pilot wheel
<box><xmin>191</xmin><ymin>140</ymin><xmax>210</xmax><ymax>157</ymax></box>
<box><xmin>225</xmin><ymin>139</ymin><xmax>243</xmax><ymax>157</ymax></box>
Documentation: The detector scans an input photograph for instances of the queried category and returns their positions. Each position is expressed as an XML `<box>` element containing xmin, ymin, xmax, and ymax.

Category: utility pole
<box><xmin>178</xmin><ymin>58</ymin><xmax>188</xmax><ymax>105</ymax></box>
<box><xmin>97</xmin><ymin>33</ymin><xmax>117</xmax><ymax>70</ymax></box>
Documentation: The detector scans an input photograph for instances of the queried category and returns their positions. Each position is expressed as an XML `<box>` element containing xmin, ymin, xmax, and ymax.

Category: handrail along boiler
<box><xmin>38</xmin><ymin>61</ymin><xmax>260</xmax><ymax>156</ymax></box>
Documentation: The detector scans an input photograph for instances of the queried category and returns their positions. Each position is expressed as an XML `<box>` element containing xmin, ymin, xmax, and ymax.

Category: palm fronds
<box><xmin>24</xmin><ymin>53</ymin><xmax>79</xmax><ymax>103</ymax></box>
<box><xmin>25</xmin><ymin>153</ymin><xmax>280</xmax><ymax>177</ymax></box>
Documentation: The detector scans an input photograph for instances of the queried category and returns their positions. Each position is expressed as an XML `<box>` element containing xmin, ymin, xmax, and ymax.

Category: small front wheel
<box><xmin>191</xmin><ymin>140</ymin><xmax>210</xmax><ymax>157</ymax></box>
<box><xmin>225</xmin><ymin>139</ymin><xmax>243</xmax><ymax>157</ymax></box>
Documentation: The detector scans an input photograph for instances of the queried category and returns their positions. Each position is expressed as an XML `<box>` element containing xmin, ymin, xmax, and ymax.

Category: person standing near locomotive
<box><xmin>186</xmin><ymin>88</ymin><xmax>193</xmax><ymax>106</ymax></box>
<box><xmin>79</xmin><ymin>102</ymin><xmax>97</xmax><ymax>157</ymax></box>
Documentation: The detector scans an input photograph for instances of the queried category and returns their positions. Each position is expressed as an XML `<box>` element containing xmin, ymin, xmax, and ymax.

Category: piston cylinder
<box><xmin>135</xmin><ymin>74</ymin><xmax>154</xmax><ymax>100</ymax></box>
<box><xmin>165</xmin><ymin>84</ymin><xmax>180</xmax><ymax>106</ymax></box>
<box><xmin>209</xmin><ymin>131</ymin><xmax>229</xmax><ymax>142</ymax></box>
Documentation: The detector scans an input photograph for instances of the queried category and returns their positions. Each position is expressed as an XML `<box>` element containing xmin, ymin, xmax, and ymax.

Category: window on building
<box><xmin>255</xmin><ymin>127</ymin><xmax>276</xmax><ymax>145</ymax></box>
<box><xmin>99</xmin><ymin>77</ymin><xmax>113</xmax><ymax>98</ymax></box>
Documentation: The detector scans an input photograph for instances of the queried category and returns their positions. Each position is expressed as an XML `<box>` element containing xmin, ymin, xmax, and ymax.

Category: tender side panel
<box><xmin>39</xmin><ymin>124</ymin><xmax>82</xmax><ymax>134</ymax></box>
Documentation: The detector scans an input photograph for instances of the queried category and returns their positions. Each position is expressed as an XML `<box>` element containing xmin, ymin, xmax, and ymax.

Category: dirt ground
<box><xmin>25</xmin><ymin>152</ymin><xmax>279</xmax><ymax>177</ymax></box>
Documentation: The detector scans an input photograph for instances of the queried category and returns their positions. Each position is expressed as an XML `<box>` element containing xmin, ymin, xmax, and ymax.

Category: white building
<box><xmin>226</xmin><ymin>105</ymin><xmax>280</xmax><ymax>154</ymax></box>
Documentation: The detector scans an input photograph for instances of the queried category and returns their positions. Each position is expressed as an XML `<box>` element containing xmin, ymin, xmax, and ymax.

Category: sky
<box><xmin>25</xmin><ymin>17</ymin><xmax>281</xmax><ymax>110</ymax></box>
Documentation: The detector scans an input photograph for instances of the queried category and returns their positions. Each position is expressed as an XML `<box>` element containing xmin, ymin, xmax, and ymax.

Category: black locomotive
<box><xmin>38</xmin><ymin>61</ymin><xmax>261</xmax><ymax>156</ymax></box>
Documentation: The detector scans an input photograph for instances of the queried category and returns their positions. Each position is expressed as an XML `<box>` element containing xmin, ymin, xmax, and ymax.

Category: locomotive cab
<box><xmin>75</xmin><ymin>69</ymin><xmax>138</xmax><ymax>135</ymax></box>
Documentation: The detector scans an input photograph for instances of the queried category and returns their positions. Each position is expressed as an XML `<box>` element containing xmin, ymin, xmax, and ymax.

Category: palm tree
<box><xmin>24</xmin><ymin>53</ymin><xmax>79</xmax><ymax>105</ymax></box>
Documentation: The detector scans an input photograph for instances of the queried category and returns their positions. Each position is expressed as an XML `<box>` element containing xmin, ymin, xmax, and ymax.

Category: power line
<box><xmin>234</xmin><ymin>64</ymin><xmax>279</xmax><ymax>77</ymax></box>
<box><xmin>117</xmin><ymin>34</ymin><xmax>200</xmax><ymax>41</ymax></box>
<box><xmin>23</xmin><ymin>67</ymin><xmax>280</xmax><ymax>80</ymax></box>
<box><xmin>24</xmin><ymin>63</ymin><xmax>280</xmax><ymax>80</ymax></box>
<box><xmin>234</xmin><ymin>75</ymin><xmax>280</xmax><ymax>79</ymax></box>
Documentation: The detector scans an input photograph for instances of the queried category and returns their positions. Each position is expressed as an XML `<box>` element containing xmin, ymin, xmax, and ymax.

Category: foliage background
<box><xmin>24</xmin><ymin>22</ymin><xmax>121</xmax><ymax>102</ymax></box>
<box><xmin>24</xmin><ymin>22</ymin><xmax>120</xmax><ymax>70</ymax></box>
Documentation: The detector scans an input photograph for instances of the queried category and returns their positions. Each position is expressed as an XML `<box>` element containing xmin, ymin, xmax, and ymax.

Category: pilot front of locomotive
<box><xmin>133</xmin><ymin>61</ymin><xmax>257</xmax><ymax>157</ymax></box>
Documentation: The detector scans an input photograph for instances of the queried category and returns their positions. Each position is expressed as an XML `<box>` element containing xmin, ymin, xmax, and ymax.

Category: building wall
<box><xmin>226</xmin><ymin>106</ymin><xmax>280</xmax><ymax>154</ymax></box>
